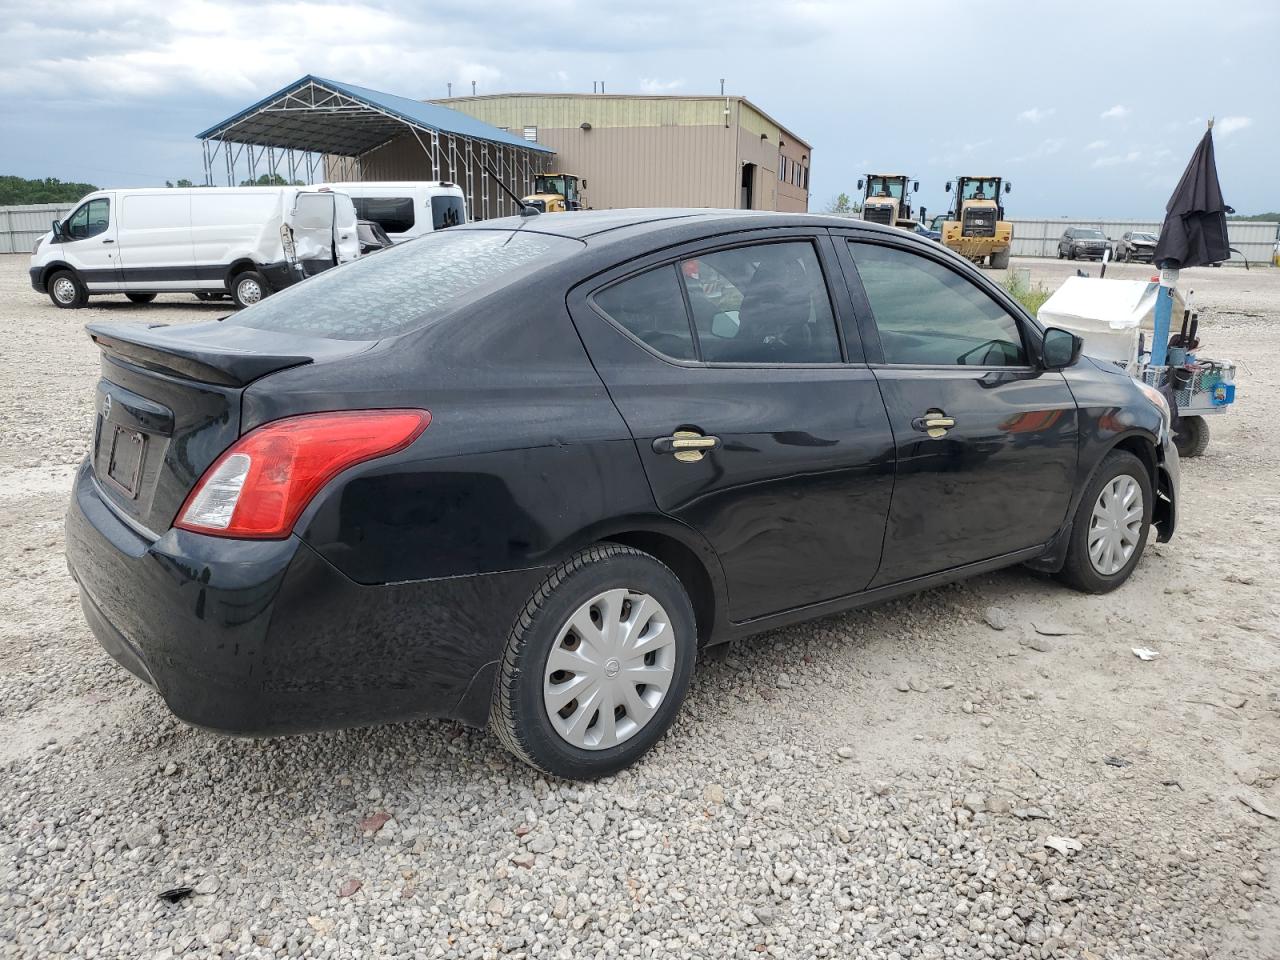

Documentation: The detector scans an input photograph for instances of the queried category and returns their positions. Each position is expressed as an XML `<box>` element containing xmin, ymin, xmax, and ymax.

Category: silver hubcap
<box><xmin>543</xmin><ymin>588</ymin><xmax>676</xmax><ymax>750</ymax></box>
<box><xmin>1088</xmin><ymin>475</ymin><xmax>1143</xmax><ymax>576</ymax></box>
<box><xmin>53</xmin><ymin>277</ymin><xmax>76</xmax><ymax>303</ymax></box>
<box><xmin>237</xmin><ymin>278</ymin><xmax>262</xmax><ymax>304</ymax></box>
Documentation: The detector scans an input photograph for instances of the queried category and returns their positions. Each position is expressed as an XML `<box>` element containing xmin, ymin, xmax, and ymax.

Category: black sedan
<box><xmin>1115</xmin><ymin>230</ymin><xmax>1159</xmax><ymax>263</ymax></box>
<box><xmin>66</xmin><ymin>210</ymin><xmax>1179</xmax><ymax>779</ymax></box>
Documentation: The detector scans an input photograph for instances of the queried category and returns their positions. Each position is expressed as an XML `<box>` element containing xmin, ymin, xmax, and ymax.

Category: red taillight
<box><xmin>175</xmin><ymin>409</ymin><xmax>430</xmax><ymax>539</ymax></box>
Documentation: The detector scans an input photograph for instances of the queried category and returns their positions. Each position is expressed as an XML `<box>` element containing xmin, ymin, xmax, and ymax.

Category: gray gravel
<box><xmin>2</xmin><ymin>256</ymin><xmax>1278</xmax><ymax>958</ymax></box>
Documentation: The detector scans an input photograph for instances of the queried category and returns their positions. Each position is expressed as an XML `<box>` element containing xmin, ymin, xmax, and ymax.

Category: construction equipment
<box><xmin>857</xmin><ymin>174</ymin><xmax>920</xmax><ymax>230</ymax></box>
<box><xmin>940</xmin><ymin>176</ymin><xmax>1013</xmax><ymax>268</ymax></box>
<box><xmin>522</xmin><ymin>173</ymin><xmax>586</xmax><ymax>213</ymax></box>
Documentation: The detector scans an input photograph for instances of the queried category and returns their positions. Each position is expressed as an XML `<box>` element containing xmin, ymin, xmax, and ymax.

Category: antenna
<box><xmin>471</xmin><ymin>80</ymin><xmax>476</xmax><ymax>95</ymax></box>
<box><xmin>593</xmin><ymin>81</ymin><xmax>597</xmax><ymax>93</ymax></box>
<box><xmin>447</xmin><ymin>82</ymin><xmax>452</xmax><ymax>97</ymax></box>
<box><xmin>600</xmin><ymin>81</ymin><xmax>605</xmax><ymax>94</ymax></box>
<box><xmin>720</xmin><ymin>78</ymin><xmax>725</xmax><ymax>96</ymax></box>
<box><xmin>484</xmin><ymin>163</ymin><xmax>540</xmax><ymax>217</ymax></box>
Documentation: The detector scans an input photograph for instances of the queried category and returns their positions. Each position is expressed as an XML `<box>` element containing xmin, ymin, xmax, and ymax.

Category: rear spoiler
<box><xmin>87</xmin><ymin>322</ymin><xmax>314</xmax><ymax>387</ymax></box>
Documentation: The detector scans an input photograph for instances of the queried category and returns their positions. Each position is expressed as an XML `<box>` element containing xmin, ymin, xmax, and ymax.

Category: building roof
<box><xmin>195</xmin><ymin>75</ymin><xmax>555</xmax><ymax>156</ymax></box>
<box><xmin>434</xmin><ymin>92</ymin><xmax>812</xmax><ymax>150</ymax></box>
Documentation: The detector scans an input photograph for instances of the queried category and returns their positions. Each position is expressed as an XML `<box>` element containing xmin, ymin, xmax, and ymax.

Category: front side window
<box><xmin>850</xmin><ymin>242</ymin><xmax>1026</xmax><ymax>367</ymax></box>
<box><xmin>66</xmin><ymin>198</ymin><xmax>110</xmax><ymax>240</ymax></box>
<box><xmin>681</xmin><ymin>242</ymin><xmax>841</xmax><ymax>363</ymax></box>
<box><xmin>351</xmin><ymin>197</ymin><xmax>415</xmax><ymax>234</ymax></box>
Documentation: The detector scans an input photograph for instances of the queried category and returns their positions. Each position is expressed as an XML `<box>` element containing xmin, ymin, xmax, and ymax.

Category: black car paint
<box><xmin>65</xmin><ymin>210</ymin><xmax>1178</xmax><ymax>737</ymax></box>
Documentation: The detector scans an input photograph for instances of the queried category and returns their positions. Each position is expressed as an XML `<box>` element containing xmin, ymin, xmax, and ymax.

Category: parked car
<box><xmin>913</xmin><ymin>220</ymin><xmax>942</xmax><ymax>242</ymax></box>
<box><xmin>1115</xmin><ymin>230</ymin><xmax>1159</xmax><ymax>263</ymax></box>
<box><xmin>317</xmin><ymin>181</ymin><xmax>467</xmax><ymax>242</ymax></box>
<box><xmin>30</xmin><ymin>187</ymin><xmax>360</xmax><ymax>309</ymax></box>
<box><xmin>66</xmin><ymin>210</ymin><xmax>1179</xmax><ymax>779</ymax></box>
<box><xmin>356</xmin><ymin>219</ymin><xmax>395</xmax><ymax>255</ymax></box>
<box><xmin>1057</xmin><ymin>227</ymin><xmax>1110</xmax><ymax>261</ymax></box>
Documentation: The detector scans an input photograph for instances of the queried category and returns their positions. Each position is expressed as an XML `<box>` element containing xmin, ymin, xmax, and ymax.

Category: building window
<box><xmin>778</xmin><ymin>155</ymin><xmax>785</xmax><ymax>181</ymax></box>
<box><xmin>802</xmin><ymin>165</ymin><xmax>809</xmax><ymax>190</ymax></box>
<box><xmin>523</xmin><ymin>125</ymin><xmax>538</xmax><ymax>142</ymax></box>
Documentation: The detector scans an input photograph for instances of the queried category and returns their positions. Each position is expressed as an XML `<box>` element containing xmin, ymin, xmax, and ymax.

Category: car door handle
<box><xmin>652</xmin><ymin>430</ymin><xmax>721</xmax><ymax>462</ymax></box>
<box><xmin>911</xmin><ymin>410</ymin><xmax>956</xmax><ymax>439</ymax></box>
<box><xmin>101</xmin><ymin>238</ymin><xmax>114</xmax><ymax>244</ymax></box>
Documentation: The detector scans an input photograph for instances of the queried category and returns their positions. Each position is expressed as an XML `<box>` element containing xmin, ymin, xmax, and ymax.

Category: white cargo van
<box><xmin>29</xmin><ymin>186</ymin><xmax>360</xmax><ymax>309</ymax></box>
<box><xmin>317</xmin><ymin>181</ymin><xmax>466</xmax><ymax>242</ymax></box>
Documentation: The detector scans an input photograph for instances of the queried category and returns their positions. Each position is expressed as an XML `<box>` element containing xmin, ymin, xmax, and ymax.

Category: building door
<box><xmin>740</xmin><ymin>163</ymin><xmax>756</xmax><ymax>209</ymax></box>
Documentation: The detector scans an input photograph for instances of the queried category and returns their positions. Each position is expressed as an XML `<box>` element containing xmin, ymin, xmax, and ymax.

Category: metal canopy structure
<box><xmin>196</xmin><ymin>76</ymin><xmax>556</xmax><ymax>219</ymax></box>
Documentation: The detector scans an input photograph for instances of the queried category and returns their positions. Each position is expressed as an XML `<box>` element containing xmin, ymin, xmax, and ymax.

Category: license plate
<box><xmin>106</xmin><ymin>426</ymin><xmax>146</xmax><ymax>498</ymax></box>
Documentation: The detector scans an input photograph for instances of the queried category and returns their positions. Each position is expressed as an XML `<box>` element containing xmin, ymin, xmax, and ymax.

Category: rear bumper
<box><xmin>65</xmin><ymin>460</ymin><xmax>544</xmax><ymax>734</ymax></box>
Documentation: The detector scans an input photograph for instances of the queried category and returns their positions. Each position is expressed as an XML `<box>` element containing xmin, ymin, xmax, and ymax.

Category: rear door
<box><xmin>568</xmin><ymin>229</ymin><xmax>896</xmax><ymax>622</ymax></box>
<box><xmin>289</xmin><ymin>192</ymin><xmax>338</xmax><ymax>275</ymax></box>
<box><xmin>836</xmin><ymin>234</ymin><xmax>1078</xmax><ymax>585</ymax></box>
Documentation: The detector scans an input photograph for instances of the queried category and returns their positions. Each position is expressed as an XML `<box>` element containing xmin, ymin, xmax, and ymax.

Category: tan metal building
<box><xmin>356</xmin><ymin>92</ymin><xmax>812</xmax><ymax>213</ymax></box>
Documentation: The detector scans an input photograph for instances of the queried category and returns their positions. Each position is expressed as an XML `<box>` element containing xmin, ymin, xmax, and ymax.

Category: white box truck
<box><xmin>317</xmin><ymin>181</ymin><xmax>467</xmax><ymax>242</ymax></box>
<box><xmin>29</xmin><ymin>186</ymin><xmax>360</xmax><ymax>309</ymax></box>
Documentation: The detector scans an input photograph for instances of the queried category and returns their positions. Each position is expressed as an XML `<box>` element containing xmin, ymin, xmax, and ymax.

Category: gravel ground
<box><xmin>1</xmin><ymin>255</ymin><xmax>1277</xmax><ymax>959</ymax></box>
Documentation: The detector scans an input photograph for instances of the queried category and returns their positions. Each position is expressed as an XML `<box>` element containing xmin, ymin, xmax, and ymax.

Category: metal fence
<box><xmin>0</xmin><ymin>203</ymin><xmax>75</xmax><ymax>255</ymax></box>
<box><xmin>1009</xmin><ymin>218</ymin><xmax>1278</xmax><ymax>266</ymax></box>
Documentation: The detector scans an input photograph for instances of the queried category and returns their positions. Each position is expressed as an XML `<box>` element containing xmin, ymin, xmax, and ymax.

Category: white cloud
<box><xmin>638</xmin><ymin>77</ymin><xmax>685</xmax><ymax>94</ymax></box>
<box><xmin>1017</xmin><ymin>106</ymin><xmax>1054</xmax><ymax>124</ymax></box>
<box><xmin>1217</xmin><ymin>115</ymin><xmax>1253</xmax><ymax>136</ymax></box>
<box><xmin>1093</xmin><ymin>150</ymin><xmax>1142</xmax><ymax>168</ymax></box>
<box><xmin>1100</xmin><ymin>104</ymin><xmax>1131</xmax><ymax>120</ymax></box>
<box><xmin>1084</xmin><ymin>140</ymin><xmax>1108</xmax><ymax>151</ymax></box>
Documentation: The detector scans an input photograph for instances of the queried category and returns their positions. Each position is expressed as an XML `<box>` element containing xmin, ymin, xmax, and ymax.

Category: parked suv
<box><xmin>1057</xmin><ymin>227</ymin><xmax>1110</xmax><ymax>261</ymax></box>
<box><xmin>1115</xmin><ymin>231</ymin><xmax>1159</xmax><ymax>263</ymax></box>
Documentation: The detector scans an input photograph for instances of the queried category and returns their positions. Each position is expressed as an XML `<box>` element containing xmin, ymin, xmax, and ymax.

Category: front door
<box><xmin>61</xmin><ymin>195</ymin><xmax>122</xmax><ymax>291</ymax></box>
<box><xmin>838</xmin><ymin>236</ymin><xmax>1079</xmax><ymax>585</ymax></box>
<box><xmin>569</xmin><ymin>231</ymin><xmax>896</xmax><ymax>622</ymax></box>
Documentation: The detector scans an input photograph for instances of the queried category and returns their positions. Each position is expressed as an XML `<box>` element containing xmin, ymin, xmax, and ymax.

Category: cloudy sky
<box><xmin>0</xmin><ymin>0</ymin><xmax>1273</xmax><ymax>217</ymax></box>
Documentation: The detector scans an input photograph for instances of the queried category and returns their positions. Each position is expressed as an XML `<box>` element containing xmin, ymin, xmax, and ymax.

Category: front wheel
<box><xmin>231</xmin><ymin>271</ymin><xmax>268</xmax><ymax>309</ymax></box>
<box><xmin>1173</xmin><ymin>415</ymin><xmax>1209</xmax><ymax>458</ymax></box>
<box><xmin>1067</xmin><ymin>247</ymin><xmax>1077</xmax><ymax>260</ymax></box>
<box><xmin>1056</xmin><ymin>451</ymin><xmax>1153</xmax><ymax>594</ymax></box>
<box><xmin>491</xmin><ymin>544</ymin><xmax>697</xmax><ymax>779</ymax></box>
<box><xmin>47</xmin><ymin>270</ymin><xmax>87</xmax><ymax>309</ymax></box>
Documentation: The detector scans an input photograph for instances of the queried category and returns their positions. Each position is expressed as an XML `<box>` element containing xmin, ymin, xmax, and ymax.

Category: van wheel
<box><xmin>48</xmin><ymin>270</ymin><xmax>87</xmax><ymax>309</ymax></box>
<box><xmin>126</xmin><ymin>293</ymin><xmax>157</xmax><ymax>304</ymax></box>
<box><xmin>1055</xmin><ymin>450</ymin><xmax>1153</xmax><ymax>594</ymax></box>
<box><xmin>491</xmin><ymin>544</ymin><xmax>697</xmax><ymax>780</ymax></box>
<box><xmin>231</xmin><ymin>271</ymin><xmax>268</xmax><ymax>309</ymax></box>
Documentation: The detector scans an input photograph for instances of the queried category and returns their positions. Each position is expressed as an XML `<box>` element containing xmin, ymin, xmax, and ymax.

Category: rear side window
<box><xmin>431</xmin><ymin>195</ymin><xmax>466</xmax><ymax>229</ymax></box>
<box><xmin>592</xmin><ymin>240</ymin><xmax>841</xmax><ymax>364</ymax></box>
<box><xmin>352</xmin><ymin>197</ymin><xmax>414</xmax><ymax>234</ymax></box>
<box><xmin>594</xmin><ymin>267</ymin><xmax>696</xmax><ymax>360</ymax></box>
<box><xmin>849</xmin><ymin>242</ymin><xmax>1026</xmax><ymax>366</ymax></box>
<box><xmin>229</xmin><ymin>230</ymin><xmax>581</xmax><ymax>340</ymax></box>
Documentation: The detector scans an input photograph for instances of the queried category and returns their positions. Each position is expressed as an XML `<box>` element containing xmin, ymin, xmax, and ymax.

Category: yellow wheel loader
<box><xmin>940</xmin><ymin>176</ymin><xmax>1013</xmax><ymax>268</ymax></box>
<box><xmin>858</xmin><ymin>174</ymin><xmax>920</xmax><ymax>230</ymax></box>
<box><xmin>521</xmin><ymin>173</ymin><xmax>587</xmax><ymax>213</ymax></box>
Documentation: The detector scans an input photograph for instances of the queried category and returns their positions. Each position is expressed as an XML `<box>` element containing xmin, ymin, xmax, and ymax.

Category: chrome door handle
<box><xmin>911</xmin><ymin>410</ymin><xmax>956</xmax><ymax>438</ymax></box>
<box><xmin>652</xmin><ymin>430</ymin><xmax>721</xmax><ymax>462</ymax></box>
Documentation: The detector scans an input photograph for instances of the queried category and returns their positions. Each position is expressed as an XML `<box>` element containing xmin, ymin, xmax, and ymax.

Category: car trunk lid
<box><xmin>86</xmin><ymin>320</ymin><xmax>371</xmax><ymax>536</ymax></box>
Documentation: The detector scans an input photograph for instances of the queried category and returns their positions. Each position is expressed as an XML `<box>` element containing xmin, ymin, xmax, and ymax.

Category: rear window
<box><xmin>228</xmin><ymin>229</ymin><xmax>581</xmax><ymax>340</ymax></box>
<box><xmin>352</xmin><ymin>197</ymin><xmax>414</xmax><ymax>234</ymax></box>
<box><xmin>431</xmin><ymin>195</ymin><xmax>466</xmax><ymax>229</ymax></box>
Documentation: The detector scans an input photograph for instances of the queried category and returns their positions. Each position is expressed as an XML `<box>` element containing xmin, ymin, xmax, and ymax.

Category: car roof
<box><xmin>454</xmin><ymin>208</ymin><xmax>906</xmax><ymax>242</ymax></box>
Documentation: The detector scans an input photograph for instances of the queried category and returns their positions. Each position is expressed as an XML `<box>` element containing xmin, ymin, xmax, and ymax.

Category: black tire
<box><xmin>990</xmin><ymin>248</ymin><xmax>1011</xmax><ymax>269</ymax></box>
<box><xmin>125</xmin><ymin>293</ymin><xmax>157</xmax><ymax>304</ymax></box>
<box><xmin>491</xmin><ymin>544</ymin><xmax>697</xmax><ymax>780</ymax></box>
<box><xmin>1068</xmin><ymin>246</ymin><xmax>1077</xmax><ymax>261</ymax></box>
<box><xmin>231</xmin><ymin>271</ymin><xmax>269</xmax><ymax>309</ymax></box>
<box><xmin>1124</xmin><ymin>249</ymin><xmax>1132</xmax><ymax>263</ymax></box>
<box><xmin>47</xmin><ymin>269</ymin><xmax>87</xmax><ymax>309</ymax></box>
<box><xmin>1173</xmin><ymin>415</ymin><xmax>1210</xmax><ymax>458</ymax></box>
<box><xmin>1055</xmin><ymin>450</ymin><xmax>1154</xmax><ymax>594</ymax></box>
<box><xmin>1057</xmin><ymin>246</ymin><xmax>1065</xmax><ymax>260</ymax></box>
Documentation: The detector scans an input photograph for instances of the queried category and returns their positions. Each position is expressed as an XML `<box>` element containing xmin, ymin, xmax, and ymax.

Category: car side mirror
<box><xmin>912</xmin><ymin>181</ymin><xmax>919</xmax><ymax>192</ymax></box>
<box><xmin>856</xmin><ymin>179</ymin><xmax>864</xmax><ymax>191</ymax></box>
<box><xmin>945</xmin><ymin>182</ymin><xmax>952</xmax><ymax>193</ymax></box>
<box><xmin>581</xmin><ymin>180</ymin><xmax>587</xmax><ymax>188</ymax></box>
<box><xmin>1005</xmin><ymin>182</ymin><xmax>1012</xmax><ymax>194</ymax></box>
<box><xmin>1042</xmin><ymin>327</ymin><xmax>1083</xmax><ymax>370</ymax></box>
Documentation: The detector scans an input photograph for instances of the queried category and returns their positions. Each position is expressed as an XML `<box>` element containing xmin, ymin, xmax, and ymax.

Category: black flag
<box><xmin>1153</xmin><ymin>126</ymin><xmax>1231</xmax><ymax>269</ymax></box>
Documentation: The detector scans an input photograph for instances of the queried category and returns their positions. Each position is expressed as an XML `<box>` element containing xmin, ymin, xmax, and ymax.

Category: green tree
<box><xmin>0</xmin><ymin>175</ymin><xmax>99</xmax><ymax>205</ymax></box>
<box><xmin>239</xmin><ymin>173</ymin><xmax>305</xmax><ymax>187</ymax></box>
<box><xmin>166</xmin><ymin>178</ymin><xmax>195</xmax><ymax>188</ymax></box>
<box><xmin>825</xmin><ymin>192</ymin><xmax>861</xmax><ymax>215</ymax></box>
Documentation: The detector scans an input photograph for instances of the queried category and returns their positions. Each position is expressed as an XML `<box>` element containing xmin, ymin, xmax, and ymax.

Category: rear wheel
<box><xmin>231</xmin><ymin>271</ymin><xmax>268</xmax><ymax>309</ymax></box>
<box><xmin>491</xmin><ymin>544</ymin><xmax>697</xmax><ymax>779</ymax></box>
<box><xmin>125</xmin><ymin>293</ymin><xmax>157</xmax><ymax>304</ymax></box>
<box><xmin>47</xmin><ymin>270</ymin><xmax>87</xmax><ymax>309</ymax></box>
<box><xmin>1173</xmin><ymin>415</ymin><xmax>1209</xmax><ymax>458</ymax></box>
<box><xmin>1056</xmin><ymin>450</ymin><xmax>1153</xmax><ymax>593</ymax></box>
<box><xmin>990</xmin><ymin>248</ymin><xmax>1010</xmax><ymax>269</ymax></box>
<box><xmin>1067</xmin><ymin>246</ymin><xmax>1077</xmax><ymax>260</ymax></box>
